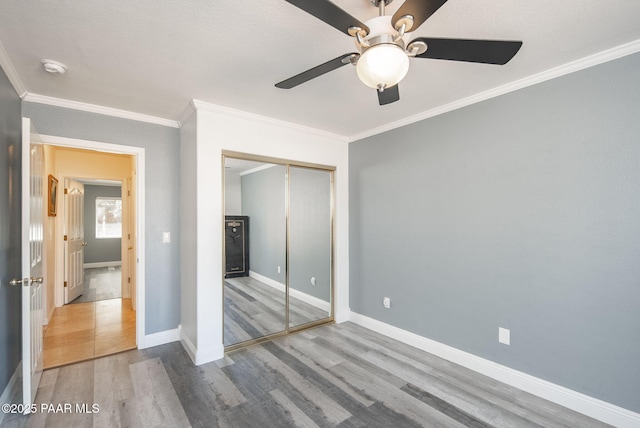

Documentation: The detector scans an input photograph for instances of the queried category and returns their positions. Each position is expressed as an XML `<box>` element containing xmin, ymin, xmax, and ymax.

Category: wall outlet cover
<box><xmin>499</xmin><ymin>327</ymin><xmax>510</xmax><ymax>345</ymax></box>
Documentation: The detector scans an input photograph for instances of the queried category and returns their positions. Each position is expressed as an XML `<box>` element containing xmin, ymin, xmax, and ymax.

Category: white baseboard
<box><xmin>84</xmin><ymin>261</ymin><xmax>122</xmax><ymax>269</ymax></box>
<box><xmin>138</xmin><ymin>326</ymin><xmax>180</xmax><ymax>349</ymax></box>
<box><xmin>349</xmin><ymin>311</ymin><xmax>640</xmax><ymax>428</ymax></box>
<box><xmin>248</xmin><ymin>271</ymin><xmax>331</xmax><ymax>312</ymax></box>
<box><xmin>0</xmin><ymin>362</ymin><xmax>22</xmax><ymax>425</ymax></box>
<box><xmin>180</xmin><ymin>331</ymin><xmax>223</xmax><ymax>366</ymax></box>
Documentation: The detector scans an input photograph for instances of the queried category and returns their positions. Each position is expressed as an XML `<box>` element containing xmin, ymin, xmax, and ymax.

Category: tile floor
<box><xmin>70</xmin><ymin>266</ymin><xmax>122</xmax><ymax>304</ymax></box>
<box><xmin>43</xmin><ymin>298</ymin><xmax>136</xmax><ymax>369</ymax></box>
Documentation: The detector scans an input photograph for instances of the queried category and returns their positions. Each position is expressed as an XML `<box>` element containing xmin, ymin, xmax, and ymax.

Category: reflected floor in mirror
<box><xmin>224</xmin><ymin>276</ymin><xmax>329</xmax><ymax>347</ymax></box>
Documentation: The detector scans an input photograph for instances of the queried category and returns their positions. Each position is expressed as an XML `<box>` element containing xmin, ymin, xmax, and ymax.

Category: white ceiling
<box><xmin>1</xmin><ymin>0</ymin><xmax>640</xmax><ymax>139</ymax></box>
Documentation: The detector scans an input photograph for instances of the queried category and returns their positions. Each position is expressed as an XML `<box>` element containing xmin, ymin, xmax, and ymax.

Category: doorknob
<box><xmin>81</xmin><ymin>241</ymin><xmax>88</xmax><ymax>247</ymax></box>
<box><xmin>9</xmin><ymin>277</ymin><xmax>43</xmax><ymax>286</ymax></box>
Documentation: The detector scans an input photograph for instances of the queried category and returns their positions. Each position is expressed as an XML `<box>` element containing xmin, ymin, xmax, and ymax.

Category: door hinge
<box><xmin>128</xmin><ymin>190</ymin><xmax>131</xmax><ymax>196</ymax></box>
<box><xmin>128</xmin><ymin>277</ymin><xmax>131</xmax><ymax>284</ymax></box>
<box><xmin>64</xmin><ymin>188</ymin><xmax>68</xmax><ymax>194</ymax></box>
<box><xmin>63</xmin><ymin>235</ymin><xmax>68</xmax><ymax>241</ymax></box>
<box><xmin>64</xmin><ymin>281</ymin><xmax>67</xmax><ymax>288</ymax></box>
<box><xmin>128</xmin><ymin>233</ymin><xmax>131</xmax><ymax>240</ymax></box>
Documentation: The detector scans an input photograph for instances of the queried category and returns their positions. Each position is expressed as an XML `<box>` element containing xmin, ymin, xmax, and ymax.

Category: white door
<box><xmin>20</xmin><ymin>118</ymin><xmax>44</xmax><ymax>406</ymax></box>
<box><xmin>64</xmin><ymin>179</ymin><xmax>85</xmax><ymax>303</ymax></box>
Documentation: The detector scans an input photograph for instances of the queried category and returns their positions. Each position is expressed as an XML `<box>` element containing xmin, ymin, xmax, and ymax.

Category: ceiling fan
<box><xmin>275</xmin><ymin>0</ymin><xmax>523</xmax><ymax>105</ymax></box>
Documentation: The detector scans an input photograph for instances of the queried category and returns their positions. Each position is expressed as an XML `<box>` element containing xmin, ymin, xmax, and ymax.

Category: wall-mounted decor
<box><xmin>48</xmin><ymin>174</ymin><xmax>58</xmax><ymax>216</ymax></box>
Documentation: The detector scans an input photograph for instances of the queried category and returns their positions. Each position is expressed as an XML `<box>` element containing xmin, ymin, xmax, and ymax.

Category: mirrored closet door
<box><xmin>222</xmin><ymin>153</ymin><xmax>334</xmax><ymax>350</ymax></box>
<box><xmin>288</xmin><ymin>166</ymin><xmax>332</xmax><ymax>329</ymax></box>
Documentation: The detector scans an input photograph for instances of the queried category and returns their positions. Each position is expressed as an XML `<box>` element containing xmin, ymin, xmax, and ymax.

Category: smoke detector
<box><xmin>41</xmin><ymin>59</ymin><xmax>67</xmax><ymax>74</ymax></box>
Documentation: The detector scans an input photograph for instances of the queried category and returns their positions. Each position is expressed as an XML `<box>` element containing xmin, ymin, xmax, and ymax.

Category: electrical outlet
<box><xmin>310</xmin><ymin>276</ymin><xmax>316</xmax><ymax>286</ymax></box>
<box><xmin>383</xmin><ymin>297</ymin><xmax>391</xmax><ymax>308</ymax></box>
<box><xmin>499</xmin><ymin>327</ymin><xmax>510</xmax><ymax>345</ymax></box>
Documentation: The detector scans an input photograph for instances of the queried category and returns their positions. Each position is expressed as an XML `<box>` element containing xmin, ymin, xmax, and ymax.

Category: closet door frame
<box><xmin>222</xmin><ymin>151</ymin><xmax>335</xmax><ymax>352</ymax></box>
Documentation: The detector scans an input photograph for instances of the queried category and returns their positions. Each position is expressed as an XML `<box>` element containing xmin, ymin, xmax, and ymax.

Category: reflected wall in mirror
<box><xmin>288</xmin><ymin>166</ymin><xmax>332</xmax><ymax>328</ymax></box>
<box><xmin>224</xmin><ymin>158</ymin><xmax>286</xmax><ymax>347</ymax></box>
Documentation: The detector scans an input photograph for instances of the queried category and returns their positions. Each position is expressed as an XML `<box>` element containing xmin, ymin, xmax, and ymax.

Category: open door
<box><xmin>64</xmin><ymin>179</ymin><xmax>85</xmax><ymax>303</ymax></box>
<box><xmin>20</xmin><ymin>117</ymin><xmax>44</xmax><ymax>406</ymax></box>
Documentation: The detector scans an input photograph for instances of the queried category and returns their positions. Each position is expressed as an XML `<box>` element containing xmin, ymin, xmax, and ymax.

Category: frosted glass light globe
<box><xmin>356</xmin><ymin>43</ymin><xmax>409</xmax><ymax>89</ymax></box>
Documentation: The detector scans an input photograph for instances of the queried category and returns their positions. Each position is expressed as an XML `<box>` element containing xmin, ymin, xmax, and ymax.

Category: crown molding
<box><xmin>0</xmin><ymin>39</ymin><xmax>27</xmax><ymax>98</ymax></box>
<box><xmin>190</xmin><ymin>99</ymin><xmax>350</xmax><ymax>143</ymax></box>
<box><xmin>177</xmin><ymin>100</ymin><xmax>197</xmax><ymax>127</ymax></box>
<box><xmin>23</xmin><ymin>93</ymin><xmax>180</xmax><ymax>128</ymax></box>
<box><xmin>349</xmin><ymin>38</ymin><xmax>640</xmax><ymax>142</ymax></box>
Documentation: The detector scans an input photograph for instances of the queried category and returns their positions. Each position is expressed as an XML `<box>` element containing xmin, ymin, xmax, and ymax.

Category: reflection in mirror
<box><xmin>288</xmin><ymin>166</ymin><xmax>332</xmax><ymax>328</ymax></box>
<box><xmin>223</xmin><ymin>158</ymin><xmax>286</xmax><ymax>347</ymax></box>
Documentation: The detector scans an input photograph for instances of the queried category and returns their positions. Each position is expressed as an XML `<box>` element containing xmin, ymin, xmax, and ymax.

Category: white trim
<box><xmin>139</xmin><ymin>326</ymin><xmax>180</xmax><ymax>349</ymax></box>
<box><xmin>248</xmin><ymin>271</ymin><xmax>331</xmax><ymax>312</ymax></box>
<box><xmin>83</xmin><ymin>261</ymin><xmax>122</xmax><ymax>269</ymax></box>
<box><xmin>348</xmin><ymin>38</ymin><xmax>640</xmax><ymax>142</ymax></box>
<box><xmin>249</xmin><ymin>270</ymin><xmax>286</xmax><ymax>292</ymax></box>
<box><xmin>180</xmin><ymin>332</ymin><xmax>197</xmax><ymax>364</ymax></box>
<box><xmin>180</xmin><ymin>330</ymin><xmax>223</xmax><ymax>365</ymax></box>
<box><xmin>239</xmin><ymin>163</ymin><xmax>277</xmax><ymax>176</ymax></box>
<box><xmin>0</xmin><ymin>362</ymin><xmax>21</xmax><ymax>425</ymax></box>
<box><xmin>38</xmin><ymin>134</ymin><xmax>146</xmax><ymax>357</ymax></box>
<box><xmin>177</xmin><ymin>100</ymin><xmax>196</xmax><ymax>128</ymax></box>
<box><xmin>23</xmin><ymin>93</ymin><xmax>180</xmax><ymax>129</ymax></box>
<box><xmin>349</xmin><ymin>311</ymin><xmax>640</xmax><ymax>428</ymax></box>
<box><xmin>191</xmin><ymin>99</ymin><xmax>350</xmax><ymax>143</ymax></box>
<box><xmin>0</xmin><ymin>39</ymin><xmax>26</xmax><ymax>98</ymax></box>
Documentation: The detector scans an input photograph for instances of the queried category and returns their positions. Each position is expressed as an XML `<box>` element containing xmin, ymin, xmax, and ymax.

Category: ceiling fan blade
<box><xmin>276</xmin><ymin>53</ymin><xmax>357</xmax><ymax>89</ymax></box>
<box><xmin>392</xmin><ymin>0</ymin><xmax>448</xmax><ymax>32</ymax></box>
<box><xmin>377</xmin><ymin>85</ymin><xmax>400</xmax><ymax>105</ymax></box>
<box><xmin>284</xmin><ymin>0</ymin><xmax>369</xmax><ymax>36</ymax></box>
<box><xmin>412</xmin><ymin>38</ymin><xmax>522</xmax><ymax>64</ymax></box>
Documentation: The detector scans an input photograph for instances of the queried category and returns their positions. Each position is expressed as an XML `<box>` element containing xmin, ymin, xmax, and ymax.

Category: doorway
<box><xmin>38</xmin><ymin>136</ymin><xmax>144</xmax><ymax>368</ymax></box>
<box><xmin>70</xmin><ymin>179</ymin><xmax>123</xmax><ymax>304</ymax></box>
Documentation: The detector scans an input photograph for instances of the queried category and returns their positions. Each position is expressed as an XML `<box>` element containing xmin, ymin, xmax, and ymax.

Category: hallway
<box><xmin>43</xmin><ymin>298</ymin><xmax>136</xmax><ymax>369</ymax></box>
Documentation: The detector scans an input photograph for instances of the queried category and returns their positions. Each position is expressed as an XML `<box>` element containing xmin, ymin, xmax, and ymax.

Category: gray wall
<box><xmin>241</xmin><ymin>165</ymin><xmax>286</xmax><ymax>284</ymax></box>
<box><xmin>22</xmin><ymin>102</ymin><xmax>181</xmax><ymax>335</ymax></box>
<box><xmin>289</xmin><ymin>167</ymin><xmax>331</xmax><ymax>302</ymax></box>
<box><xmin>0</xmin><ymin>67</ymin><xmax>22</xmax><ymax>395</ymax></box>
<box><xmin>349</xmin><ymin>52</ymin><xmax>640</xmax><ymax>412</ymax></box>
<box><xmin>224</xmin><ymin>171</ymin><xmax>242</xmax><ymax>215</ymax></box>
<box><xmin>84</xmin><ymin>184</ymin><xmax>122</xmax><ymax>264</ymax></box>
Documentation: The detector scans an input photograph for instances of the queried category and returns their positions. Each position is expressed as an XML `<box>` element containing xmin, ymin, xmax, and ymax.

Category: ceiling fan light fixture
<box><xmin>356</xmin><ymin>43</ymin><xmax>409</xmax><ymax>89</ymax></box>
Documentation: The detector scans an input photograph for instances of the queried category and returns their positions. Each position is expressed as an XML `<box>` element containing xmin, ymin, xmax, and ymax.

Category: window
<box><xmin>96</xmin><ymin>197</ymin><xmax>122</xmax><ymax>239</ymax></box>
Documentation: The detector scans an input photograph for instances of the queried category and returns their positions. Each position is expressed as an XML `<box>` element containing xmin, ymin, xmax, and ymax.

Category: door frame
<box><xmin>39</xmin><ymin>134</ymin><xmax>145</xmax><ymax>347</ymax></box>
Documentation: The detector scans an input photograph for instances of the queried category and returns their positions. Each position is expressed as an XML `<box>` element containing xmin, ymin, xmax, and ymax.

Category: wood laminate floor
<box><xmin>43</xmin><ymin>298</ymin><xmax>136</xmax><ymax>369</ymax></box>
<box><xmin>224</xmin><ymin>276</ymin><xmax>330</xmax><ymax>347</ymax></box>
<box><xmin>4</xmin><ymin>322</ymin><xmax>610</xmax><ymax>428</ymax></box>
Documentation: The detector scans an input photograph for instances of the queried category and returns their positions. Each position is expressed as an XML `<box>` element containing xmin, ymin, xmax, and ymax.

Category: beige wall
<box><xmin>42</xmin><ymin>145</ymin><xmax>56</xmax><ymax>323</ymax></box>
